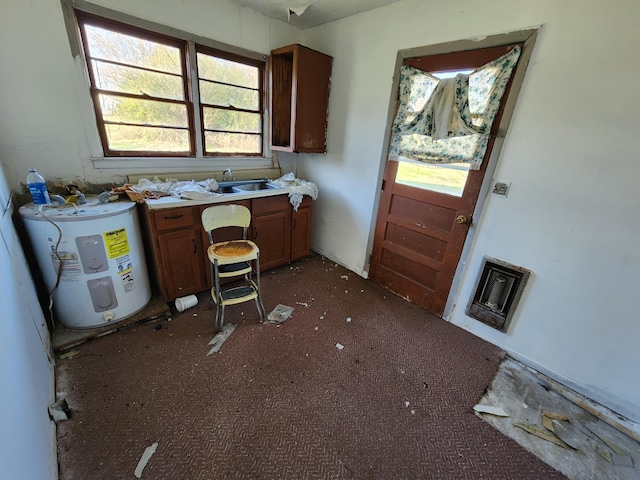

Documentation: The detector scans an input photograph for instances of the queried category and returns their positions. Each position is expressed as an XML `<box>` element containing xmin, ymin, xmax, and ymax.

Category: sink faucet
<box><xmin>222</xmin><ymin>168</ymin><xmax>234</xmax><ymax>181</ymax></box>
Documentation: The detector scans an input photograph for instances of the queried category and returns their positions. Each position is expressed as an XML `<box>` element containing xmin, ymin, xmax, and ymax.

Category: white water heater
<box><xmin>19</xmin><ymin>198</ymin><xmax>151</xmax><ymax>329</ymax></box>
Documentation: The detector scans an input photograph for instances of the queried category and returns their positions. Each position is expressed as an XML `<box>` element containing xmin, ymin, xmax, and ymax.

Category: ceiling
<box><xmin>231</xmin><ymin>0</ymin><xmax>402</xmax><ymax>30</ymax></box>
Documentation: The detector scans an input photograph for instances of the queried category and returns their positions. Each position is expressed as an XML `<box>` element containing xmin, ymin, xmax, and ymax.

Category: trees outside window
<box><xmin>76</xmin><ymin>11</ymin><xmax>264</xmax><ymax>158</ymax></box>
<box><xmin>197</xmin><ymin>47</ymin><xmax>263</xmax><ymax>156</ymax></box>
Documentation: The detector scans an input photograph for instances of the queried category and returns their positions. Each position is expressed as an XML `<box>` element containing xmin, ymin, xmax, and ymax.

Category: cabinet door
<box><xmin>291</xmin><ymin>202</ymin><xmax>312</xmax><ymax>261</ymax></box>
<box><xmin>270</xmin><ymin>44</ymin><xmax>332</xmax><ymax>153</ymax></box>
<box><xmin>253</xmin><ymin>211</ymin><xmax>291</xmax><ymax>270</ymax></box>
<box><xmin>294</xmin><ymin>46</ymin><xmax>332</xmax><ymax>152</ymax></box>
<box><xmin>252</xmin><ymin>196</ymin><xmax>291</xmax><ymax>270</ymax></box>
<box><xmin>157</xmin><ymin>229</ymin><xmax>205</xmax><ymax>300</ymax></box>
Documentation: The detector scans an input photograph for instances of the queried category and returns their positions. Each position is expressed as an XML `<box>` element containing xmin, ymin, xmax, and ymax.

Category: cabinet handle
<box><xmin>292</xmin><ymin>218</ymin><xmax>297</xmax><ymax>229</ymax></box>
<box><xmin>254</xmin><ymin>227</ymin><xmax>258</xmax><ymax>240</ymax></box>
<box><xmin>165</xmin><ymin>214</ymin><xmax>184</xmax><ymax>220</ymax></box>
<box><xmin>192</xmin><ymin>239</ymin><xmax>196</xmax><ymax>254</ymax></box>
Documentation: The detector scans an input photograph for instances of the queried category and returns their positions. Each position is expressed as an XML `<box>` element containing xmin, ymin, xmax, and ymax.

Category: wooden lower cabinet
<box><xmin>156</xmin><ymin>228</ymin><xmax>205</xmax><ymax>299</ymax></box>
<box><xmin>291</xmin><ymin>196</ymin><xmax>312</xmax><ymax>261</ymax></box>
<box><xmin>140</xmin><ymin>195</ymin><xmax>312</xmax><ymax>302</ymax></box>
<box><xmin>251</xmin><ymin>195</ymin><xmax>291</xmax><ymax>270</ymax></box>
<box><xmin>139</xmin><ymin>205</ymin><xmax>207</xmax><ymax>302</ymax></box>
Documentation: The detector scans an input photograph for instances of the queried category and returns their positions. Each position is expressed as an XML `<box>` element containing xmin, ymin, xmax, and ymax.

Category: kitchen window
<box><xmin>196</xmin><ymin>46</ymin><xmax>263</xmax><ymax>156</ymax></box>
<box><xmin>75</xmin><ymin>11</ymin><xmax>264</xmax><ymax>158</ymax></box>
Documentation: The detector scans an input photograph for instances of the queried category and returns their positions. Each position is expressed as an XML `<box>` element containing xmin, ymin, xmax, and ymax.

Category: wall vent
<box><xmin>466</xmin><ymin>256</ymin><xmax>531</xmax><ymax>332</ymax></box>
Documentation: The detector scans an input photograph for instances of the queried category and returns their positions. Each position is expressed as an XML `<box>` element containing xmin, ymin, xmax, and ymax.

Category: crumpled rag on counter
<box><xmin>130</xmin><ymin>177</ymin><xmax>221</xmax><ymax>200</ymax></box>
<box><xmin>271</xmin><ymin>172</ymin><xmax>318</xmax><ymax>211</ymax></box>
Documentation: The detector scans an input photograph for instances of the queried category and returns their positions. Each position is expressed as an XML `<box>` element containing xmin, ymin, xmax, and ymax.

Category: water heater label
<box><xmin>104</xmin><ymin>228</ymin><xmax>130</xmax><ymax>258</ymax></box>
<box><xmin>116</xmin><ymin>254</ymin><xmax>135</xmax><ymax>293</ymax></box>
<box><xmin>47</xmin><ymin>238</ymin><xmax>81</xmax><ymax>281</ymax></box>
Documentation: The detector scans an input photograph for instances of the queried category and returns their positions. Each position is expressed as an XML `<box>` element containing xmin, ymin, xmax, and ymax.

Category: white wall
<box><xmin>0</xmin><ymin>0</ymin><xmax>300</xmax><ymax>192</ymax></box>
<box><xmin>0</xmin><ymin>161</ymin><xmax>57</xmax><ymax>478</ymax></box>
<box><xmin>294</xmin><ymin>0</ymin><xmax>640</xmax><ymax>422</ymax></box>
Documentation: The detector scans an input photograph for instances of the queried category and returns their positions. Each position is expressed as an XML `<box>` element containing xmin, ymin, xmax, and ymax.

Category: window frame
<box><xmin>73</xmin><ymin>8</ymin><xmax>266</xmax><ymax>159</ymax></box>
<box><xmin>195</xmin><ymin>45</ymin><xmax>265</xmax><ymax>158</ymax></box>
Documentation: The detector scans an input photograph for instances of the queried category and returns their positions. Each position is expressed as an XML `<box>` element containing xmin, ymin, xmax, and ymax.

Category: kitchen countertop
<box><xmin>144</xmin><ymin>185</ymin><xmax>292</xmax><ymax>210</ymax></box>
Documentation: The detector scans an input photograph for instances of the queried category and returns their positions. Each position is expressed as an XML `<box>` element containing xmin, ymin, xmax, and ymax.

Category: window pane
<box><xmin>202</xmin><ymin>108</ymin><xmax>260</xmax><ymax>133</ymax></box>
<box><xmin>197</xmin><ymin>53</ymin><xmax>258</xmax><ymax>89</ymax></box>
<box><xmin>84</xmin><ymin>24</ymin><xmax>182</xmax><ymax>74</ymax></box>
<box><xmin>99</xmin><ymin>94</ymin><xmax>188</xmax><ymax>128</ymax></box>
<box><xmin>105</xmin><ymin>124</ymin><xmax>190</xmax><ymax>152</ymax></box>
<box><xmin>91</xmin><ymin>60</ymin><xmax>184</xmax><ymax>100</ymax></box>
<box><xmin>204</xmin><ymin>132</ymin><xmax>260</xmax><ymax>154</ymax></box>
<box><xmin>395</xmin><ymin>160</ymin><xmax>470</xmax><ymax>197</ymax></box>
<box><xmin>199</xmin><ymin>81</ymin><xmax>259</xmax><ymax>110</ymax></box>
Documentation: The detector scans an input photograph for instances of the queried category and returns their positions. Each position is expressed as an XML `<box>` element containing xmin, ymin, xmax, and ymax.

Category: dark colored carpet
<box><xmin>56</xmin><ymin>254</ymin><xmax>565</xmax><ymax>479</ymax></box>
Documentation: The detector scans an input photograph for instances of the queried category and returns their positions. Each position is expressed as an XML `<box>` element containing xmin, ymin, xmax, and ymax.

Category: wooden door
<box><xmin>369</xmin><ymin>45</ymin><xmax>522</xmax><ymax>316</ymax></box>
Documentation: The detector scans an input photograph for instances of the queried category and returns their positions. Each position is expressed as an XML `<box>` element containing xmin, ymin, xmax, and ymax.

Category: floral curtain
<box><xmin>389</xmin><ymin>46</ymin><xmax>521</xmax><ymax>169</ymax></box>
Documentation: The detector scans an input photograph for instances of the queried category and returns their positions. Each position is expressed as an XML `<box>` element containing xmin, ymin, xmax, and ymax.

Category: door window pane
<box><xmin>394</xmin><ymin>69</ymin><xmax>473</xmax><ymax>197</ymax></box>
<box><xmin>395</xmin><ymin>159</ymin><xmax>470</xmax><ymax>197</ymax></box>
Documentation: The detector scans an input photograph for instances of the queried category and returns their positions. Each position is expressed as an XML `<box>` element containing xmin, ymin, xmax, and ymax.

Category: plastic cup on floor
<box><xmin>175</xmin><ymin>294</ymin><xmax>198</xmax><ymax>313</ymax></box>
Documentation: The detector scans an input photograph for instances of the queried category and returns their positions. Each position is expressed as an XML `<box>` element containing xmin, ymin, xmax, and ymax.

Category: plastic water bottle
<box><xmin>26</xmin><ymin>169</ymin><xmax>50</xmax><ymax>205</ymax></box>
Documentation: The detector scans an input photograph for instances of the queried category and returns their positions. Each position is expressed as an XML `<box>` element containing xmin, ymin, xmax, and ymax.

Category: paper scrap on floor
<box><xmin>265</xmin><ymin>304</ymin><xmax>294</xmax><ymax>324</ymax></box>
<box><xmin>474</xmin><ymin>404</ymin><xmax>509</xmax><ymax>417</ymax></box>
<box><xmin>134</xmin><ymin>442</ymin><xmax>158</xmax><ymax>478</ymax></box>
<box><xmin>207</xmin><ymin>324</ymin><xmax>236</xmax><ymax>355</ymax></box>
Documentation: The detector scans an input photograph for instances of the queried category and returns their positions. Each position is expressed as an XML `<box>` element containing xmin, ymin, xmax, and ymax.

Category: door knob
<box><xmin>456</xmin><ymin>215</ymin><xmax>471</xmax><ymax>225</ymax></box>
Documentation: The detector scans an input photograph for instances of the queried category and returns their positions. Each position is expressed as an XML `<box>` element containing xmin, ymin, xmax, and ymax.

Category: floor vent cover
<box><xmin>466</xmin><ymin>257</ymin><xmax>531</xmax><ymax>332</ymax></box>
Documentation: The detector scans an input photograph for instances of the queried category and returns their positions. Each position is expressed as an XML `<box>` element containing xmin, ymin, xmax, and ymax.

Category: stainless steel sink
<box><xmin>232</xmin><ymin>182</ymin><xmax>279</xmax><ymax>192</ymax></box>
<box><xmin>217</xmin><ymin>179</ymin><xmax>281</xmax><ymax>194</ymax></box>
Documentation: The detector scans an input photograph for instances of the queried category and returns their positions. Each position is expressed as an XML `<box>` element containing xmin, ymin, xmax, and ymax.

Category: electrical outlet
<box><xmin>492</xmin><ymin>182</ymin><xmax>510</xmax><ymax>197</ymax></box>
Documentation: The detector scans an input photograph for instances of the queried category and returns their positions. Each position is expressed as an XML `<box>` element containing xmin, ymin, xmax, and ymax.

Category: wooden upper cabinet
<box><xmin>269</xmin><ymin>44</ymin><xmax>333</xmax><ymax>153</ymax></box>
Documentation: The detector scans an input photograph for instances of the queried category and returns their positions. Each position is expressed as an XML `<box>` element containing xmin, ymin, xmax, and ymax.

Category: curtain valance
<box><xmin>389</xmin><ymin>46</ymin><xmax>521</xmax><ymax>169</ymax></box>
